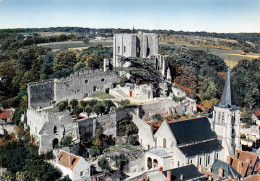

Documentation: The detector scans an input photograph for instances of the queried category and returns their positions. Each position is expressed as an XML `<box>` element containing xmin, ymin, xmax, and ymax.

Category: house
<box><xmin>227</xmin><ymin>150</ymin><xmax>260</xmax><ymax>177</ymax></box>
<box><xmin>252</xmin><ymin>112</ymin><xmax>260</xmax><ymax>125</ymax></box>
<box><xmin>201</xmin><ymin>159</ymin><xmax>242</xmax><ymax>181</ymax></box>
<box><xmin>0</xmin><ymin>109</ymin><xmax>14</xmax><ymax>124</ymax></box>
<box><xmin>53</xmin><ymin>150</ymin><xmax>91</xmax><ymax>181</ymax></box>
<box><xmin>126</xmin><ymin>164</ymin><xmax>206</xmax><ymax>181</ymax></box>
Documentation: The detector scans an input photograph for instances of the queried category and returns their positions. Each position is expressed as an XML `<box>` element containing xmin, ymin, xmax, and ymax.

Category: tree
<box><xmin>93</xmin><ymin>102</ymin><xmax>105</xmax><ymax>116</ymax></box>
<box><xmin>83</xmin><ymin>38</ymin><xmax>90</xmax><ymax>44</ymax></box>
<box><xmin>53</xmin><ymin>49</ymin><xmax>78</xmax><ymax>71</ymax></box>
<box><xmin>57</xmin><ymin>101</ymin><xmax>68</xmax><ymax>111</ymax></box>
<box><xmin>85</xmin><ymin>105</ymin><xmax>92</xmax><ymax>117</ymax></box>
<box><xmin>41</xmin><ymin>52</ymin><xmax>54</xmax><ymax>79</ymax></box>
<box><xmin>98</xmin><ymin>157</ymin><xmax>109</xmax><ymax>170</ymax></box>
<box><xmin>90</xmin><ymin>146</ymin><xmax>101</xmax><ymax>157</ymax></box>
<box><xmin>61</xmin><ymin>136</ymin><xmax>72</xmax><ymax>147</ymax></box>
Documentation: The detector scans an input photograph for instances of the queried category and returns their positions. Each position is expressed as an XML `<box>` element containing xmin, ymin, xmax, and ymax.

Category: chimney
<box><xmin>238</xmin><ymin>161</ymin><xmax>242</xmax><ymax>173</ymax></box>
<box><xmin>159</xmin><ymin>167</ymin><xmax>163</xmax><ymax>172</ymax></box>
<box><xmin>219</xmin><ymin>167</ymin><xmax>224</xmax><ymax>178</ymax></box>
<box><xmin>198</xmin><ymin>165</ymin><xmax>203</xmax><ymax>173</ymax></box>
<box><xmin>234</xmin><ymin>176</ymin><xmax>238</xmax><ymax>181</ymax></box>
<box><xmin>235</xmin><ymin>150</ymin><xmax>239</xmax><ymax>159</ymax></box>
<box><xmin>167</xmin><ymin>171</ymin><xmax>171</xmax><ymax>181</ymax></box>
<box><xmin>180</xmin><ymin>174</ymin><xmax>183</xmax><ymax>180</ymax></box>
<box><xmin>227</xmin><ymin>156</ymin><xmax>232</xmax><ymax>165</ymax></box>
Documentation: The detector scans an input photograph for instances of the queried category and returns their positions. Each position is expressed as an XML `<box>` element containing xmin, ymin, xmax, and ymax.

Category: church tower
<box><xmin>211</xmin><ymin>67</ymin><xmax>241</xmax><ymax>159</ymax></box>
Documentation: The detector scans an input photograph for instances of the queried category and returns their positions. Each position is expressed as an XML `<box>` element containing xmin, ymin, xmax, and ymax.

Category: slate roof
<box><xmin>211</xmin><ymin>159</ymin><xmax>242</xmax><ymax>179</ymax></box>
<box><xmin>179</xmin><ymin>139</ymin><xmax>222</xmax><ymax>157</ymax></box>
<box><xmin>162</xmin><ymin>164</ymin><xmax>206</xmax><ymax>181</ymax></box>
<box><xmin>218</xmin><ymin>67</ymin><xmax>236</xmax><ymax>108</ymax></box>
<box><xmin>169</xmin><ymin>117</ymin><xmax>217</xmax><ymax>145</ymax></box>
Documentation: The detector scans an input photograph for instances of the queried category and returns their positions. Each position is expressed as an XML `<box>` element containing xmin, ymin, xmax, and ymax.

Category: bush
<box><xmin>57</xmin><ymin>101</ymin><xmax>68</xmax><ymax>111</ymax></box>
<box><xmin>90</xmin><ymin>146</ymin><xmax>101</xmax><ymax>157</ymax></box>
<box><xmin>98</xmin><ymin>157</ymin><xmax>109</xmax><ymax>170</ymax></box>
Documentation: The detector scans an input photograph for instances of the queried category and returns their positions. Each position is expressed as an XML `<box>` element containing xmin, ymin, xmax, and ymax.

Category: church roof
<box><xmin>169</xmin><ymin>117</ymin><xmax>217</xmax><ymax>145</ymax></box>
<box><xmin>179</xmin><ymin>139</ymin><xmax>222</xmax><ymax>157</ymax></box>
<box><xmin>162</xmin><ymin>164</ymin><xmax>206</xmax><ymax>181</ymax></box>
<box><xmin>218</xmin><ymin>67</ymin><xmax>236</xmax><ymax>108</ymax></box>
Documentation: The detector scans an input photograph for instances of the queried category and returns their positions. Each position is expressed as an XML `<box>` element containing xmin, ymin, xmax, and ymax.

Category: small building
<box><xmin>227</xmin><ymin>150</ymin><xmax>260</xmax><ymax>177</ymax></box>
<box><xmin>0</xmin><ymin>109</ymin><xmax>14</xmax><ymax>124</ymax></box>
<box><xmin>202</xmin><ymin>159</ymin><xmax>242</xmax><ymax>181</ymax></box>
<box><xmin>252</xmin><ymin>112</ymin><xmax>260</xmax><ymax>125</ymax></box>
<box><xmin>53</xmin><ymin>150</ymin><xmax>91</xmax><ymax>181</ymax></box>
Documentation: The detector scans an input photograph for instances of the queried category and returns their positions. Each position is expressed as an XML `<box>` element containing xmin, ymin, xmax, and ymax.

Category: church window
<box><xmin>199</xmin><ymin>157</ymin><xmax>202</xmax><ymax>165</ymax></box>
<box><xmin>124</xmin><ymin>46</ymin><xmax>126</xmax><ymax>53</ymax></box>
<box><xmin>216</xmin><ymin>153</ymin><xmax>219</xmax><ymax>159</ymax></box>
<box><xmin>222</xmin><ymin>112</ymin><xmax>225</xmax><ymax>122</ymax></box>
<box><xmin>117</xmin><ymin>46</ymin><xmax>120</xmax><ymax>53</ymax></box>
<box><xmin>178</xmin><ymin>161</ymin><xmax>180</xmax><ymax>167</ymax></box>
<box><xmin>208</xmin><ymin>155</ymin><xmax>210</xmax><ymax>164</ymax></box>
<box><xmin>163</xmin><ymin>138</ymin><xmax>166</xmax><ymax>148</ymax></box>
<box><xmin>190</xmin><ymin>159</ymin><xmax>192</xmax><ymax>164</ymax></box>
<box><xmin>154</xmin><ymin>137</ymin><xmax>157</xmax><ymax>147</ymax></box>
<box><xmin>147</xmin><ymin>157</ymin><xmax>152</xmax><ymax>170</ymax></box>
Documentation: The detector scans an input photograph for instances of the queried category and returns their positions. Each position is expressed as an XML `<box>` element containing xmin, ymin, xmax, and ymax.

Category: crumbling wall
<box><xmin>28</xmin><ymin>80</ymin><xmax>54</xmax><ymax>108</ymax></box>
<box><xmin>28</xmin><ymin>69</ymin><xmax>120</xmax><ymax>108</ymax></box>
<box><xmin>141</xmin><ymin>100</ymin><xmax>177</xmax><ymax>115</ymax></box>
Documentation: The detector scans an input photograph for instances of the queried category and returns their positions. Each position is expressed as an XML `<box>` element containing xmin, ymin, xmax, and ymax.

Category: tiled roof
<box><xmin>179</xmin><ymin>139</ymin><xmax>222</xmax><ymax>157</ymax></box>
<box><xmin>254</xmin><ymin>112</ymin><xmax>260</xmax><ymax>120</ymax></box>
<box><xmin>162</xmin><ymin>164</ymin><xmax>206</xmax><ymax>181</ymax></box>
<box><xmin>211</xmin><ymin>160</ymin><xmax>242</xmax><ymax>179</ymax></box>
<box><xmin>0</xmin><ymin>110</ymin><xmax>14</xmax><ymax>120</ymax></box>
<box><xmin>242</xmin><ymin>175</ymin><xmax>260</xmax><ymax>181</ymax></box>
<box><xmin>57</xmin><ymin>150</ymin><xmax>80</xmax><ymax>170</ymax></box>
<box><xmin>231</xmin><ymin>150</ymin><xmax>259</xmax><ymax>176</ymax></box>
<box><xmin>169</xmin><ymin>117</ymin><xmax>217</xmax><ymax>145</ymax></box>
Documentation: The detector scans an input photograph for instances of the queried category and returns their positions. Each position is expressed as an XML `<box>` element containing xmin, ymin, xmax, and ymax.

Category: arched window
<box><xmin>54</xmin><ymin>125</ymin><xmax>57</xmax><ymax>134</ymax></box>
<box><xmin>178</xmin><ymin>161</ymin><xmax>180</xmax><ymax>167</ymax></box>
<box><xmin>199</xmin><ymin>157</ymin><xmax>202</xmax><ymax>165</ymax></box>
<box><xmin>154</xmin><ymin>137</ymin><xmax>157</xmax><ymax>147</ymax></box>
<box><xmin>208</xmin><ymin>155</ymin><xmax>210</xmax><ymax>164</ymax></box>
<box><xmin>147</xmin><ymin>157</ymin><xmax>152</xmax><ymax>170</ymax></box>
<box><xmin>190</xmin><ymin>159</ymin><xmax>192</xmax><ymax>164</ymax></box>
<box><xmin>163</xmin><ymin>138</ymin><xmax>166</xmax><ymax>148</ymax></box>
<box><xmin>216</xmin><ymin>153</ymin><xmax>219</xmax><ymax>159</ymax></box>
<box><xmin>153</xmin><ymin>159</ymin><xmax>158</xmax><ymax>168</ymax></box>
<box><xmin>124</xmin><ymin>46</ymin><xmax>126</xmax><ymax>53</ymax></box>
<box><xmin>53</xmin><ymin>138</ymin><xmax>58</xmax><ymax>149</ymax></box>
<box><xmin>117</xmin><ymin>46</ymin><xmax>120</xmax><ymax>53</ymax></box>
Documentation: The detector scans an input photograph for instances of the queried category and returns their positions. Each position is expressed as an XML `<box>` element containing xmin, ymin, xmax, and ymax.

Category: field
<box><xmin>161</xmin><ymin>42</ymin><xmax>260</xmax><ymax>68</ymax></box>
<box><xmin>38</xmin><ymin>40</ymin><xmax>113</xmax><ymax>50</ymax></box>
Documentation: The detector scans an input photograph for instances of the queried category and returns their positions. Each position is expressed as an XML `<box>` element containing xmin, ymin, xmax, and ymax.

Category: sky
<box><xmin>0</xmin><ymin>0</ymin><xmax>259</xmax><ymax>33</ymax></box>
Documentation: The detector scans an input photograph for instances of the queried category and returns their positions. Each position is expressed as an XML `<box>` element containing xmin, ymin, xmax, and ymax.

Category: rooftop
<box><xmin>169</xmin><ymin>116</ymin><xmax>217</xmax><ymax>145</ymax></box>
<box><xmin>0</xmin><ymin>109</ymin><xmax>14</xmax><ymax>120</ymax></box>
<box><xmin>179</xmin><ymin>139</ymin><xmax>222</xmax><ymax>157</ymax></box>
<box><xmin>57</xmin><ymin>150</ymin><xmax>81</xmax><ymax>170</ymax></box>
<box><xmin>211</xmin><ymin>159</ymin><xmax>242</xmax><ymax>179</ymax></box>
<box><xmin>146</xmin><ymin>148</ymin><xmax>170</xmax><ymax>157</ymax></box>
<box><xmin>162</xmin><ymin>164</ymin><xmax>206</xmax><ymax>181</ymax></box>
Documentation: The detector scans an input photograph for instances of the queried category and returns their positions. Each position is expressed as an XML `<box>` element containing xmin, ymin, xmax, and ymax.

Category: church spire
<box><xmin>218</xmin><ymin>67</ymin><xmax>235</xmax><ymax>108</ymax></box>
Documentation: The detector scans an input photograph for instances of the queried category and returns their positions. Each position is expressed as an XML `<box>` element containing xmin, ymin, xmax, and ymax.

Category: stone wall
<box><xmin>141</xmin><ymin>99</ymin><xmax>177</xmax><ymax>115</ymax></box>
<box><xmin>28</xmin><ymin>80</ymin><xmax>54</xmax><ymax>108</ymax></box>
<box><xmin>79</xmin><ymin>107</ymin><xmax>138</xmax><ymax>138</ymax></box>
<box><xmin>28</xmin><ymin>69</ymin><xmax>120</xmax><ymax>108</ymax></box>
<box><xmin>27</xmin><ymin>108</ymin><xmax>80</xmax><ymax>153</ymax></box>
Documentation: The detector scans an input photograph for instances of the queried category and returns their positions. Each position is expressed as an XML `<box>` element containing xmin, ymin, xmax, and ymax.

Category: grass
<box><xmin>43</xmin><ymin>108</ymin><xmax>60</xmax><ymax>112</ymax></box>
<box><xmin>38</xmin><ymin>40</ymin><xmax>112</xmax><ymax>50</ymax></box>
<box><xmin>161</xmin><ymin>43</ymin><xmax>260</xmax><ymax>68</ymax></box>
<box><xmin>89</xmin><ymin>93</ymin><xmax>115</xmax><ymax>99</ymax></box>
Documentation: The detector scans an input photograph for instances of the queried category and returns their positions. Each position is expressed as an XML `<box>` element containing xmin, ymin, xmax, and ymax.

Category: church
<box><xmin>134</xmin><ymin>68</ymin><xmax>242</xmax><ymax>171</ymax></box>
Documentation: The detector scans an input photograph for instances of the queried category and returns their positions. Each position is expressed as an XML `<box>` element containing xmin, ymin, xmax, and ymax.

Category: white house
<box><xmin>53</xmin><ymin>150</ymin><xmax>91</xmax><ymax>181</ymax></box>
